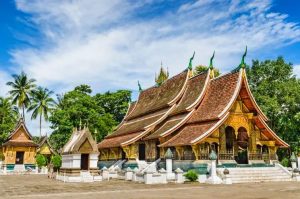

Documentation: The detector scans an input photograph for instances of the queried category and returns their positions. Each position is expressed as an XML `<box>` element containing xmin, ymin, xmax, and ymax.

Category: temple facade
<box><xmin>60</xmin><ymin>127</ymin><xmax>99</xmax><ymax>175</ymax></box>
<box><xmin>98</xmin><ymin>57</ymin><xmax>289</xmax><ymax>170</ymax></box>
<box><xmin>1</xmin><ymin>118</ymin><xmax>38</xmax><ymax>171</ymax></box>
<box><xmin>37</xmin><ymin>136</ymin><xmax>56</xmax><ymax>163</ymax></box>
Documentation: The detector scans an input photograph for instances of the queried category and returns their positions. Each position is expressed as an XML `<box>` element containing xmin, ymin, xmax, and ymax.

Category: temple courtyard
<box><xmin>0</xmin><ymin>175</ymin><xmax>299</xmax><ymax>199</ymax></box>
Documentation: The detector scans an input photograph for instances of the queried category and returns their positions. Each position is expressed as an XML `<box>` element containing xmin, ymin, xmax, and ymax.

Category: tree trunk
<box><xmin>40</xmin><ymin>114</ymin><xmax>42</xmax><ymax>138</ymax></box>
<box><xmin>22</xmin><ymin>104</ymin><xmax>25</xmax><ymax>122</ymax></box>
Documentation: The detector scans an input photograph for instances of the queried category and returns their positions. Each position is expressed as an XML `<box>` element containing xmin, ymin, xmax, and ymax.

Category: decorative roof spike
<box><xmin>209</xmin><ymin>150</ymin><xmax>217</xmax><ymax>160</ymax></box>
<box><xmin>290</xmin><ymin>152</ymin><xmax>297</xmax><ymax>162</ymax></box>
<box><xmin>138</xmin><ymin>81</ymin><xmax>142</xmax><ymax>92</ymax></box>
<box><xmin>188</xmin><ymin>51</ymin><xmax>195</xmax><ymax>70</ymax></box>
<box><xmin>239</xmin><ymin>46</ymin><xmax>247</xmax><ymax>68</ymax></box>
<box><xmin>155</xmin><ymin>63</ymin><xmax>169</xmax><ymax>86</ymax></box>
<box><xmin>164</xmin><ymin>148</ymin><xmax>173</xmax><ymax>159</ymax></box>
<box><xmin>209</xmin><ymin>51</ymin><xmax>215</xmax><ymax>69</ymax></box>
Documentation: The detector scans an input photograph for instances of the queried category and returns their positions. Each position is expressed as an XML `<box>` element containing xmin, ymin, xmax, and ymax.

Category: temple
<box><xmin>57</xmin><ymin>126</ymin><xmax>100</xmax><ymax>182</ymax></box>
<box><xmin>37</xmin><ymin>135</ymin><xmax>56</xmax><ymax>163</ymax></box>
<box><xmin>1</xmin><ymin>118</ymin><xmax>38</xmax><ymax>172</ymax></box>
<box><xmin>98</xmin><ymin>53</ymin><xmax>289</xmax><ymax>170</ymax></box>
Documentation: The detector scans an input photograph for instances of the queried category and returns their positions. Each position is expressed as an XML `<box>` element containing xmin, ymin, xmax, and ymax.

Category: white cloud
<box><xmin>3</xmin><ymin>0</ymin><xmax>300</xmax><ymax>135</ymax></box>
<box><xmin>0</xmin><ymin>70</ymin><xmax>10</xmax><ymax>96</ymax></box>
<box><xmin>293</xmin><ymin>64</ymin><xmax>300</xmax><ymax>77</ymax></box>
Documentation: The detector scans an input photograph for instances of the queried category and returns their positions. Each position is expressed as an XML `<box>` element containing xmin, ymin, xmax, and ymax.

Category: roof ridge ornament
<box><xmin>209</xmin><ymin>51</ymin><xmax>215</xmax><ymax>69</ymax></box>
<box><xmin>155</xmin><ymin>62</ymin><xmax>169</xmax><ymax>86</ymax></box>
<box><xmin>239</xmin><ymin>46</ymin><xmax>247</xmax><ymax>69</ymax></box>
<box><xmin>138</xmin><ymin>81</ymin><xmax>142</xmax><ymax>92</ymax></box>
<box><xmin>188</xmin><ymin>51</ymin><xmax>195</xmax><ymax>70</ymax></box>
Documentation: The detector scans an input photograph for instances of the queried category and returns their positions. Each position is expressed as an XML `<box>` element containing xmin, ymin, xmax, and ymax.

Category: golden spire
<box><xmin>155</xmin><ymin>62</ymin><xmax>169</xmax><ymax>86</ymax></box>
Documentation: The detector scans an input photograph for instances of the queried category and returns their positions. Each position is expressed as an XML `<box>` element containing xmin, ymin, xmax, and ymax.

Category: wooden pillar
<box><xmin>192</xmin><ymin>145</ymin><xmax>199</xmax><ymax>160</ymax></box>
<box><xmin>249</xmin><ymin>121</ymin><xmax>257</xmax><ymax>153</ymax></box>
<box><xmin>219</xmin><ymin>125</ymin><xmax>226</xmax><ymax>153</ymax></box>
<box><xmin>175</xmin><ymin>146</ymin><xmax>184</xmax><ymax>160</ymax></box>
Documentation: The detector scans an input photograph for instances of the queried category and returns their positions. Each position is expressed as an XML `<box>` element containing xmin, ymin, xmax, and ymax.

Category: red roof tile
<box><xmin>126</xmin><ymin>71</ymin><xmax>188</xmax><ymax>120</ymax></box>
<box><xmin>98</xmin><ymin>132</ymin><xmax>141</xmax><ymax>149</ymax></box>
<box><xmin>171</xmin><ymin>71</ymin><xmax>208</xmax><ymax>115</ymax></box>
<box><xmin>188</xmin><ymin>71</ymin><xmax>240</xmax><ymax>123</ymax></box>
<box><xmin>160</xmin><ymin>121</ymin><xmax>217</xmax><ymax>147</ymax></box>
<box><xmin>144</xmin><ymin>116</ymin><xmax>185</xmax><ymax>140</ymax></box>
<box><xmin>2</xmin><ymin>140</ymin><xmax>38</xmax><ymax>147</ymax></box>
<box><xmin>106</xmin><ymin>111</ymin><xmax>166</xmax><ymax>138</ymax></box>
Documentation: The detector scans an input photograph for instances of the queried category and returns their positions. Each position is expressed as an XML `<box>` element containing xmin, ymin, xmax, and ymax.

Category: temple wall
<box><xmin>39</xmin><ymin>144</ymin><xmax>52</xmax><ymax>155</ymax></box>
<box><xmin>99</xmin><ymin>147</ymin><xmax>122</xmax><ymax>160</ymax></box>
<box><xmin>122</xmin><ymin>144</ymin><xmax>138</xmax><ymax>160</ymax></box>
<box><xmin>2</xmin><ymin>146</ymin><xmax>36</xmax><ymax>164</ymax></box>
<box><xmin>145</xmin><ymin>140</ymin><xmax>157</xmax><ymax>161</ymax></box>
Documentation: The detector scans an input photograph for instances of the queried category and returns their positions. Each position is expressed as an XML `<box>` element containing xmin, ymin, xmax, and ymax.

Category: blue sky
<box><xmin>0</xmin><ymin>0</ymin><xmax>300</xmax><ymax>136</ymax></box>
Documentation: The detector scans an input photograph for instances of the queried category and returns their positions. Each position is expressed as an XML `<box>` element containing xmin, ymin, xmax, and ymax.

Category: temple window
<box><xmin>262</xmin><ymin>145</ymin><xmax>269</xmax><ymax>154</ymax></box>
<box><xmin>199</xmin><ymin>142</ymin><xmax>210</xmax><ymax>159</ymax></box>
<box><xmin>183</xmin><ymin>146</ymin><xmax>195</xmax><ymax>160</ymax></box>
<box><xmin>225</xmin><ymin>126</ymin><xmax>235</xmax><ymax>153</ymax></box>
<box><xmin>237</xmin><ymin>127</ymin><xmax>249</xmax><ymax>149</ymax></box>
<box><xmin>256</xmin><ymin>144</ymin><xmax>262</xmax><ymax>153</ymax></box>
<box><xmin>211</xmin><ymin>142</ymin><xmax>218</xmax><ymax>154</ymax></box>
<box><xmin>138</xmin><ymin>143</ymin><xmax>146</xmax><ymax>160</ymax></box>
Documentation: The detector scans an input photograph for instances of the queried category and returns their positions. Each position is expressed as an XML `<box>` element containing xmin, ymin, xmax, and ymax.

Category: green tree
<box><xmin>49</xmin><ymin>85</ymin><xmax>119</xmax><ymax>150</ymax></box>
<box><xmin>194</xmin><ymin>65</ymin><xmax>220</xmax><ymax>77</ymax></box>
<box><xmin>36</xmin><ymin>154</ymin><xmax>47</xmax><ymax>168</ymax></box>
<box><xmin>28</xmin><ymin>87</ymin><xmax>56</xmax><ymax>138</ymax></box>
<box><xmin>94</xmin><ymin>90</ymin><xmax>131</xmax><ymax>122</ymax></box>
<box><xmin>0</xmin><ymin>97</ymin><xmax>18</xmax><ymax>145</ymax></box>
<box><xmin>6</xmin><ymin>71</ymin><xmax>36</xmax><ymax>121</ymax></box>
<box><xmin>51</xmin><ymin>154</ymin><xmax>62</xmax><ymax>170</ymax></box>
<box><xmin>246</xmin><ymin>57</ymin><xmax>300</xmax><ymax>156</ymax></box>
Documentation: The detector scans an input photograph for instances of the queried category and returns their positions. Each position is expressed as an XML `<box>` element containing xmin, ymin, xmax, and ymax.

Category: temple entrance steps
<box><xmin>14</xmin><ymin>164</ymin><xmax>25</xmax><ymax>172</ymax></box>
<box><xmin>137</xmin><ymin>160</ymin><xmax>148</xmax><ymax>171</ymax></box>
<box><xmin>218</xmin><ymin>165</ymin><xmax>292</xmax><ymax>183</ymax></box>
<box><xmin>141</xmin><ymin>158</ymin><xmax>161</xmax><ymax>173</ymax></box>
<box><xmin>80</xmin><ymin>171</ymin><xmax>93</xmax><ymax>182</ymax></box>
<box><xmin>109</xmin><ymin>159</ymin><xmax>126</xmax><ymax>170</ymax></box>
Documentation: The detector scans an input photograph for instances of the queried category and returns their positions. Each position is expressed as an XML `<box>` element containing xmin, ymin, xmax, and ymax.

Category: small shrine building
<box><xmin>37</xmin><ymin>135</ymin><xmax>56</xmax><ymax>163</ymax></box>
<box><xmin>98</xmin><ymin>52</ymin><xmax>289</xmax><ymax>169</ymax></box>
<box><xmin>1</xmin><ymin>118</ymin><xmax>38</xmax><ymax>171</ymax></box>
<box><xmin>60</xmin><ymin>126</ymin><xmax>99</xmax><ymax>176</ymax></box>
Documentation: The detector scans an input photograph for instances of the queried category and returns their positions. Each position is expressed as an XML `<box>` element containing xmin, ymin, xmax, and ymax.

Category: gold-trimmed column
<box><xmin>219</xmin><ymin>125</ymin><xmax>226</xmax><ymax>153</ymax></box>
<box><xmin>175</xmin><ymin>146</ymin><xmax>184</xmax><ymax>160</ymax></box>
<box><xmin>192</xmin><ymin>145</ymin><xmax>199</xmax><ymax>160</ymax></box>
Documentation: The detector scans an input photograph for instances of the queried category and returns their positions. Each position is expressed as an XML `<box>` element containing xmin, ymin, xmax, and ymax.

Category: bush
<box><xmin>0</xmin><ymin>153</ymin><xmax>5</xmax><ymax>161</ymax></box>
<box><xmin>184</xmin><ymin>170</ymin><xmax>198</xmax><ymax>182</ymax></box>
<box><xmin>36</xmin><ymin>154</ymin><xmax>47</xmax><ymax>168</ymax></box>
<box><xmin>281</xmin><ymin>157</ymin><xmax>289</xmax><ymax>167</ymax></box>
<box><xmin>51</xmin><ymin>155</ymin><xmax>62</xmax><ymax>169</ymax></box>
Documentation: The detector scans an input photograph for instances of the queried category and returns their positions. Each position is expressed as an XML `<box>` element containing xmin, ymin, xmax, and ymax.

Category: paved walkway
<box><xmin>0</xmin><ymin>175</ymin><xmax>299</xmax><ymax>199</ymax></box>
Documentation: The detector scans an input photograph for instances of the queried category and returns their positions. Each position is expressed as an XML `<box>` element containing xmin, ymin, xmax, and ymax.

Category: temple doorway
<box><xmin>236</xmin><ymin>127</ymin><xmax>249</xmax><ymax>164</ymax></box>
<box><xmin>138</xmin><ymin>143</ymin><xmax>146</xmax><ymax>160</ymax></box>
<box><xmin>15</xmin><ymin>151</ymin><xmax>24</xmax><ymax>164</ymax></box>
<box><xmin>156</xmin><ymin>141</ymin><xmax>160</xmax><ymax>159</ymax></box>
<box><xmin>81</xmin><ymin>154</ymin><xmax>89</xmax><ymax>170</ymax></box>
<box><xmin>225</xmin><ymin>126</ymin><xmax>235</xmax><ymax>153</ymax></box>
<box><xmin>121</xmin><ymin>149</ymin><xmax>126</xmax><ymax>160</ymax></box>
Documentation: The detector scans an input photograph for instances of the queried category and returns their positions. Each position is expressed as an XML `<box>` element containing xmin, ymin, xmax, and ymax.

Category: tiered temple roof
<box><xmin>98</xmin><ymin>65</ymin><xmax>289</xmax><ymax>149</ymax></box>
<box><xmin>37</xmin><ymin>136</ymin><xmax>57</xmax><ymax>155</ymax></box>
<box><xmin>63</xmin><ymin>127</ymin><xmax>98</xmax><ymax>154</ymax></box>
<box><xmin>2</xmin><ymin>118</ymin><xmax>38</xmax><ymax>147</ymax></box>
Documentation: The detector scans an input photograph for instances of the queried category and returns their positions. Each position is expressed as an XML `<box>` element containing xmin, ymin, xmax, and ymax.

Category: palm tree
<box><xmin>28</xmin><ymin>87</ymin><xmax>55</xmax><ymax>138</ymax></box>
<box><xmin>6</xmin><ymin>71</ymin><xmax>36</xmax><ymax>121</ymax></box>
<box><xmin>0</xmin><ymin>97</ymin><xmax>18</xmax><ymax>124</ymax></box>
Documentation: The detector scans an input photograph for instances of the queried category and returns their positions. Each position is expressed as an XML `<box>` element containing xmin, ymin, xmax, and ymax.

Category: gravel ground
<box><xmin>0</xmin><ymin>175</ymin><xmax>299</xmax><ymax>199</ymax></box>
